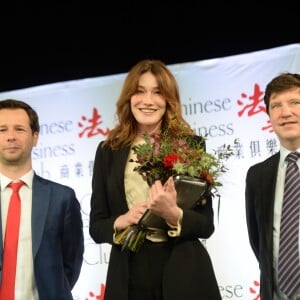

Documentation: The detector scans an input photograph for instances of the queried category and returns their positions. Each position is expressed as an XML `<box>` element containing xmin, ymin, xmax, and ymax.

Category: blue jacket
<box><xmin>0</xmin><ymin>173</ymin><xmax>84</xmax><ymax>300</ymax></box>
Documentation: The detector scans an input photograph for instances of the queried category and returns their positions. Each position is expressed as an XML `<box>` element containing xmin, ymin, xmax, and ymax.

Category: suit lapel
<box><xmin>31</xmin><ymin>175</ymin><xmax>51</xmax><ymax>257</ymax></box>
<box><xmin>112</xmin><ymin>146</ymin><xmax>131</xmax><ymax>188</ymax></box>
<box><xmin>261</xmin><ymin>153</ymin><xmax>280</xmax><ymax>247</ymax></box>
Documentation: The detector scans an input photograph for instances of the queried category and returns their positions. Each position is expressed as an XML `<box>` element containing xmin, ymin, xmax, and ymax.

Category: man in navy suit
<box><xmin>245</xmin><ymin>73</ymin><xmax>300</xmax><ymax>300</ymax></box>
<box><xmin>0</xmin><ymin>99</ymin><xmax>84</xmax><ymax>299</ymax></box>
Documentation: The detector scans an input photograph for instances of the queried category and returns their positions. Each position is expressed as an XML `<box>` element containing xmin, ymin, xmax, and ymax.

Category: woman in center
<box><xmin>89</xmin><ymin>59</ymin><xmax>222</xmax><ymax>300</ymax></box>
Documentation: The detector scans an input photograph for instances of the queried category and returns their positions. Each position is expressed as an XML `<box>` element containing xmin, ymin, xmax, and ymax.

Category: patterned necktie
<box><xmin>0</xmin><ymin>181</ymin><xmax>24</xmax><ymax>300</ymax></box>
<box><xmin>278</xmin><ymin>152</ymin><xmax>300</xmax><ymax>297</ymax></box>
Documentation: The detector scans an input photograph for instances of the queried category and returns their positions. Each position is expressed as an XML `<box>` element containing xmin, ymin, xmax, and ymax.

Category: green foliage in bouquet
<box><xmin>130</xmin><ymin>130</ymin><xmax>235</xmax><ymax>199</ymax></box>
<box><xmin>115</xmin><ymin>127</ymin><xmax>237</xmax><ymax>253</ymax></box>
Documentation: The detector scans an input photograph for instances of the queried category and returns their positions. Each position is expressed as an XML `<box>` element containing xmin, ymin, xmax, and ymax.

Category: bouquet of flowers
<box><xmin>115</xmin><ymin>128</ymin><xmax>235</xmax><ymax>252</ymax></box>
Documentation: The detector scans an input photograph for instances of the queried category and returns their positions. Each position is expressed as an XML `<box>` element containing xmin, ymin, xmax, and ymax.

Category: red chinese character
<box><xmin>249</xmin><ymin>280</ymin><xmax>260</xmax><ymax>300</ymax></box>
<box><xmin>85</xmin><ymin>283</ymin><xmax>105</xmax><ymax>300</ymax></box>
<box><xmin>237</xmin><ymin>83</ymin><xmax>266</xmax><ymax>117</ymax></box>
<box><xmin>78</xmin><ymin>108</ymin><xmax>110</xmax><ymax>138</ymax></box>
<box><xmin>261</xmin><ymin>119</ymin><xmax>274</xmax><ymax>132</ymax></box>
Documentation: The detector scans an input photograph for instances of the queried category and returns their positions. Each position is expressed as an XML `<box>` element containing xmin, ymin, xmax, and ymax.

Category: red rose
<box><xmin>163</xmin><ymin>154</ymin><xmax>181</xmax><ymax>168</ymax></box>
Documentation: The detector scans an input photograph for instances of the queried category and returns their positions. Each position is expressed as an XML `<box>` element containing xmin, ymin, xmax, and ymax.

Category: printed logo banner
<box><xmin>0</xmin><ymin>43</ymin><xmax>299</xmax><ymax>300</ymax></box>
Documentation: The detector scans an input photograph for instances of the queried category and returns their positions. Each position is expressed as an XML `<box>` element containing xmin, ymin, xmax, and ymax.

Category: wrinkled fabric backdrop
<box><xmin>1</xmin><ymin>43</ymin><xmax>300</xmax><ymax>300</ymax></box>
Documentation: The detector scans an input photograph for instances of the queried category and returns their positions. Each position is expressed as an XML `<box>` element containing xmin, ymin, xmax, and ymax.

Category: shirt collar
<box><xmin>279</xmin><ymin>146</ymin><xmax>300</xmax><ymax>167</ymax></box>
<box><xmin>0</xmin><ymin>169</ymin><xmax>34</xmax><ymax>191</ymax></box>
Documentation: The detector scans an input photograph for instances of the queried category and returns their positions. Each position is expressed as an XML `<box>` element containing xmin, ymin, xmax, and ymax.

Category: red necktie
<box><xmin>0</xmin><ymin>181</ymin><xmax>24</xmax><ymax>300</ymax></box>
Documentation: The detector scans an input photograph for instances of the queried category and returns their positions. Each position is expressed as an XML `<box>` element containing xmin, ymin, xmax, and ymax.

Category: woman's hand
<box><xmin>147</xmin><ymin>176</ymin><xmax>181</xmax><ymax>226</ymax></box>
<box><xmin>114</xmin><ymin>201</ymin><xmax>147</xmax><ymax>231</ymax></box>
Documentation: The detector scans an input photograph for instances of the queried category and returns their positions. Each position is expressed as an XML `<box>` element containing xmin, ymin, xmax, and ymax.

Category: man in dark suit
<box><xmin>245</xmin><ymin>73</ymin><xmax>300</xmax><ymax>300</ymax></box>
<box><xmin>0</xmin><ymin>99</ymin><xmax>84</xmax><ymax>299</ymax></box>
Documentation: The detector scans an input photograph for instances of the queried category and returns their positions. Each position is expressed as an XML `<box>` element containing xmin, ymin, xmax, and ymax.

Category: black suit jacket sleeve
<box><xmin>89</xmin><ymin>141</ymin><xmax>130</xmax><ymax>244</ymax></box>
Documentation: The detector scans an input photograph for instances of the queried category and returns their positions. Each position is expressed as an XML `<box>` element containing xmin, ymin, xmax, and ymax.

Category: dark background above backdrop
<box><xmin>0</xmin><ymin>2</ymin><xmax>299</xmax><ymax>92</ymax></box>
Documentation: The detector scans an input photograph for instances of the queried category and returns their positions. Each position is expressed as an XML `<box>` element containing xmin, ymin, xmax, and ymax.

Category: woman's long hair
<box><xmin>103</xmin><ymin>59</ymin><xmax>194</xmax><ymax>150</ymax></box>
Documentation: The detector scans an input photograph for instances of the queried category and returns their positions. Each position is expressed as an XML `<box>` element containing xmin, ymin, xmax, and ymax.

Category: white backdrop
<box><xmin>0</xmin><ymin>43</ymin><xmax>300</xmax><ymax>300</ymax></box>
